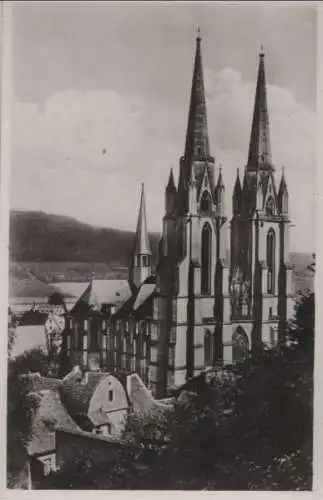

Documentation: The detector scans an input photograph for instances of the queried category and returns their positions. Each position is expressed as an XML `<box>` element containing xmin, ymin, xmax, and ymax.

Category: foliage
<box><xmin>7</xmin><ymin>357</ymin><xmax>39</xmax><ymax>487</ymax></box>
<box><xmin>41</xmin><ymin>289</ymin><xmax>314</xmax><ymax>490</ymax></box>
<box><xmin>289</xmin><ymin>289</ymin><xmax>314</xmax><ymax>359</ymax></box>
<box><xmin>7</xmin><ymin>345</ymin><xmax>62</xmax><ymax>486</ymax></box>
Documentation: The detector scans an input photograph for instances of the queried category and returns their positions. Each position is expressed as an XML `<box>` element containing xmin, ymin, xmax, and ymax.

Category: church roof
<box><xmin>247</xmin><ymin>49</ymin><xmax>272</xmax><ymax>171</ymax></box>
<box><xmin>80</xmin><ymin>279</ymin><xmax>132</xmax><ymax>311</ymax></box>
<box><xmin>133</xmin><ymin>282</ymin><xmax>156</xmax><ymax>311</ymax></box>
<box><xmin>133</xmin><ymin>183</ymin><xmax>152</xmax><ymax>257</ymax></box>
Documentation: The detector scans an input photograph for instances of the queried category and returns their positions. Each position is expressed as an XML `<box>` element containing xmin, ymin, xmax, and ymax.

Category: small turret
<box><xmin>233</xmin><ymin>168</ymin><xmax>242</xmax><ymax>215</ymax></box>
<box><xmin>278</xmin><ymin>167</ymin><xmax>289</xmax><ymax>214</ymax></box>
<box><xmin>215</xmin><ymin>166</ymin><xmax>225</xmax><ymax>217</ymax></box>
<box><xmin>165</xmin><ymin>168</ymin><xmax>177</xmax><ymax>215</ymax></box>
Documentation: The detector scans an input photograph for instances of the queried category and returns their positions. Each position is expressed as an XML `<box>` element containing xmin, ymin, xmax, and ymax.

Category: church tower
<box><xmin>130</xmin><ymin>183</ymin><xmax>152</xmax><ymax>288</ymax></box>
<box><xmin>230</xmin><ymin>49</ymin><xmax>294</xmax><ymax>359</ymax></box>
<box><xmin>151</xmin><ymin>31</ymin><xmax>229</xmax><ymax>397</ymax></box>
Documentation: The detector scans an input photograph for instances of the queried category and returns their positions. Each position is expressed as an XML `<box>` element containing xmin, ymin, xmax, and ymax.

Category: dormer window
<box><xmin>200</xmin><ymin>191</ymin><xmax>212</xmax><ymax>215</ymax></box>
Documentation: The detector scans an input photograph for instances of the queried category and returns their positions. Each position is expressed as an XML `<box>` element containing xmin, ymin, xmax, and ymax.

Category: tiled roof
<box><xmin>28</xmin><ymin>388</ymin><xmax>80</xmax><ymax>456</ymax></box>
<box><xmin>52</xmin><ymin>281</ymin><xmax>89</xmax><ymax>298</ymax></box>
<box><xmin>25</xmin><ymin>373</ymin><xmax>61</xmax><ymax>392</ymax></box>
<box><xmin>82</xmin><ymin>279</ymin><xmax>132</xmax><ymax>311</ymax></box>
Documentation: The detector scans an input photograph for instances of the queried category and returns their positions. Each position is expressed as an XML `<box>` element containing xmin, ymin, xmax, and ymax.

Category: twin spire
<box><xmin>184</xmin><ymin>30</ymin><xmax>211</xmax><ymax>162</ymax></box>
<box><xmin>247</xmin><ymin>49</ymin><xmax>272</xmax><ymax>170</ymax></box>
<box><xmin>185</xmin><ymin>32</ymin><xmax>271</xmax><ymax>173</ymax></box>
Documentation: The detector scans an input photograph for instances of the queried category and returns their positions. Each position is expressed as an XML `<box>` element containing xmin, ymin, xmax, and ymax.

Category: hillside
<box><xmin>9</xmin><ymin>211</ymin><xmax>314</xmax><ymax>291</ymax></box>
<box><xmin>10</xmin><ymin>211</ymin><xmax>160</xmax><ymax>266</ymax></box>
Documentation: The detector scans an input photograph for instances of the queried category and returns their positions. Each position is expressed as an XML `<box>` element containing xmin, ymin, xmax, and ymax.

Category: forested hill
<box><xmin>9</xmin><ymin>211</ymin><xmax>314</xmax><ymax>291</ymax></box>
<box><xmin>10</xmin><ymin>211</ymin><xmax>160</xmax><ymax>267</ymax></box>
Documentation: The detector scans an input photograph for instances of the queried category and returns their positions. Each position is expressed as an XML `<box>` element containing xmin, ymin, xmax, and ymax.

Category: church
<box><xmin>63</xmin><ymin>34</ymin><xmax>294</xmax><ymax>399</ymax></box>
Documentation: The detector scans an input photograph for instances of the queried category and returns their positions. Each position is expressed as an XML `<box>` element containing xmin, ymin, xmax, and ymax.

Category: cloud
<box><xmin>11</xmin><ymin>69</ymin><xmax>316</xmax><ymax>253</ymax></box>
<box><xmin>205</xmin><ymin>67</ymin><xmax>316</xmax><ymax>252</ymax></box>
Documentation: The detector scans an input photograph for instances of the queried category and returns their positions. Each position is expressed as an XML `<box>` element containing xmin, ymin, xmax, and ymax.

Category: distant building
<box><xmin>61</xmin><ymin>36</ymin><xmax>294</xmax><ymax>398</ymax></box>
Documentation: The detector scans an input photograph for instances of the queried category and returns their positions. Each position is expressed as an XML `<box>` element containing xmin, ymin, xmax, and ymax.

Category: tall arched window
<box><xmin>201</xmin><ymin>223</ymin><xmax>212</xmax><ymax>295</ymax></box>
<box><xmin>266</xmin><ymin>229</ymin><xmax>276</xmax><ymax>294</ymax></box>
<box><xmin>204</xmin><ymin>330</ymin><xmax>213</xmax><ymax>366</ymax></box>
<box><xmin>200</xmin><ymin>191</ymin><xmax>212</xmax><ymax>215</ymax></box>
<box><xmin>232</xmin><ymin>327</ymin><xmax>249</xmax><ymax>364</ymax></box>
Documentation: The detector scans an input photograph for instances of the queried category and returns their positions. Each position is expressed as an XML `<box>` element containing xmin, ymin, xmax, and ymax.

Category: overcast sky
<box><xmin>10</xmin><ymin>1</ymin><xmax>317</xmax><ymax>253</ymax></box>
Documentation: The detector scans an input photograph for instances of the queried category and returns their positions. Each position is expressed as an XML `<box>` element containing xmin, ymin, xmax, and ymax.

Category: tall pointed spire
<box><xmin>133</xmin><ymin>183</ymin><xmax>151</xmax><ymax>257</ymax></box>
<box><xmin>184</xmin><ymin>29</ymin><xmax>210</xmax><ymax>162</ymax></box>
<box><xmin>130</xmin><ymin>183</ymin><xmax>152</xmax><ymax>288</ymax></box>
<box><xmin>247</xmin><ymin>49</ymin><xmax>272</xmax><ymax>170</ymax></box>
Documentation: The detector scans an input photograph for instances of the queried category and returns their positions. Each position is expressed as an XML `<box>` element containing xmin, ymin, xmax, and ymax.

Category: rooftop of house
<box><xmin>25</xmin><ymin>367</ymin><xmax>173</xmax><ymax>457</ymax></box>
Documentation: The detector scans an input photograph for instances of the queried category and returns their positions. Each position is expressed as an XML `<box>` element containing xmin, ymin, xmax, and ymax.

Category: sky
<box><xmin>10</xmin><ymin>1</ymin><xmax>317</xmax><ymax>253</ymax></box>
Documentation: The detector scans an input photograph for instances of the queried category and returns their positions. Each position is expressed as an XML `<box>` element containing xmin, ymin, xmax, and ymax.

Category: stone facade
<box><xmin>63</xmin><ymin>37</ymin><xmax>294</xmax><ymax>399</ymax></box>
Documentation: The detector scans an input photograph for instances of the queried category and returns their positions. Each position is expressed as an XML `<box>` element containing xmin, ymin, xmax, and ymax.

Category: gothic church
<box><xmin>65</xmin><ymin>34</ymin><xmax>294</xmax><ymax>399</ymax></box>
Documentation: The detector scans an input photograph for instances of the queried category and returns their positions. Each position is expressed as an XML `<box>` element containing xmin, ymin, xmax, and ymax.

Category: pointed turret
<box><xmin>278</xmin><ymin>167</ymin><xmax>289</xmax><ymax>214</ymax></box>
<box><xmin>166</xmin><ymin>168</ymin><xmax>176</xmax><ymax>192</ymax></box>
<box><xmin>165</xmin><ymin>168</ymin><xmax>177</xmax><ymax>215</ymax></box>
<box><xmin>130</xmin><ymin>183</ymin><xmax>152</xmax><ymax>287</ymax></box>
<box><xmin>233</xmin><ymin>168</ymin><xmax>242</xmax><ymax>215</ymax></box>
<box><xmin>247</xmin><ymin>48</ymin><xmax>272</xmax><ymax>171</ymax></box>
<box><xmin>215</xmin><ymin>167</ymin><xmax>225</xmax><ymax>217</ymax></box>
<box><xmin>184</xmin><ymin>30</ymin><xmax>211</xmax><ymax>163</ymax></box>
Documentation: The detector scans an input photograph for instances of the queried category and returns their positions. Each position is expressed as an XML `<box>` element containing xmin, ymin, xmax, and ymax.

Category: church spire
<box><xmin>134</xmin><ymin>183</ymin><xmax>151</xmax><ymax>256</ymax></box>
<box><xmin>184</xmin><ymin>29</ymin><xmax>210</xmax><ymax>162</ymax></box>
<box><xmin>131</xmin><ymin>183</ymin><xmax>152</xmax><ymax>288</ymax></box>
<box><xmin>247</xmin><ymin>49</ymin><xmax>272</xmax><ymax>171</ymax></box>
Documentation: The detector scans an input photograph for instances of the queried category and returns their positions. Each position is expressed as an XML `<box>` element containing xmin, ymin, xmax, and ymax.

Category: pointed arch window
<box><xmin>265</xmin><ymin>196</ymin><xmax>275</xmax><ymax>216</ymax></box>
<box><xmin>200</xmin><ymin>191</ymin><xmax>212</xmax><ymax>215</ymax></box>
<box><xmin>266</xmin><ymin>229</ymin><xmax>276</xmax><ymax>294</ymax></box>
<box><xmin>201</xmin><ymin>223</ymin><xmax>212</xmax><ymax>295</ymax></box>
<box><xmin>204</xmin><ymin>329</ymin><xmax>213</xmax><ymax>366</ymax></box>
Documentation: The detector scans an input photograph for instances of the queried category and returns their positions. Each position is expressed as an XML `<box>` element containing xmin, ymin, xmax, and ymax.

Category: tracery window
<box><xmin>266</xmin><ymin>229</ymin><xmax>276</xmax><ymax>294</ymax></box>
<box><xmin>204</xmin><ymin>329</ymin><xmax>213</xmax><ymax>365</ymax></box>
<box><xmin>200</xmin><ymin>191</ymin><xmax>212</xmax><ymax>215</ymax></box>
<box><xmin>201</xmin><ymin>223</ymin><xmax>212</xmax><ymax>295</ymax></box>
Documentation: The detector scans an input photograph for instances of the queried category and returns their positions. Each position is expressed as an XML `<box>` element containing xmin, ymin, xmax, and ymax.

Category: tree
<box><xmin>7</xmin><ymin>357</ymin><xmax>39</xmax><ymax>488</ymax></box>
<box><xmin>289</xmin><ymin>289</ymin><xmax>315</xmax><ymax>360</ymax></box>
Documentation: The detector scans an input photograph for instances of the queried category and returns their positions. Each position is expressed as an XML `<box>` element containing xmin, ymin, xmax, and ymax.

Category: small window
<box><xmin>108</xmin><ymin>390</ymin><xmax>113</xmax><ymax>402</ymax></box>
<box><xmin>269</xmin><ymin>307</ymin><xmax>273</xmax><ymax>318</ymax></box>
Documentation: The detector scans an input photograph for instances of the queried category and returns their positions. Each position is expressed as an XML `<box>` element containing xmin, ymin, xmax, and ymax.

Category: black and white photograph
<box><xmin>5</xmin><ymin>1</ymin><xmax>317</xmax><ymax>491</ymax></box>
